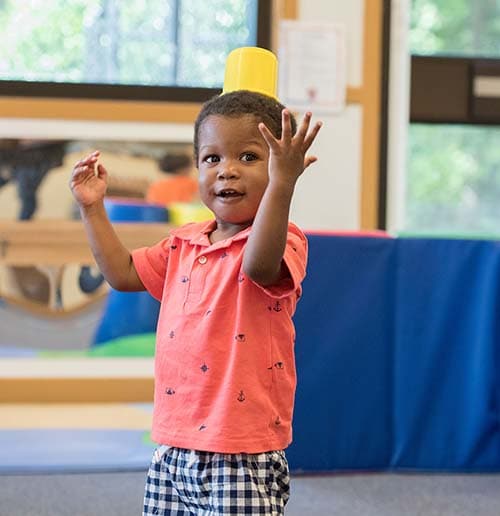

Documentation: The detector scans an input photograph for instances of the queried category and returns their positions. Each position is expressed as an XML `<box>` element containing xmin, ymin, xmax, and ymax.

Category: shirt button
<box><xmin>198</xmin><ymin>256</ymin><xmax>207</xmax><ymax>264</ymax></box>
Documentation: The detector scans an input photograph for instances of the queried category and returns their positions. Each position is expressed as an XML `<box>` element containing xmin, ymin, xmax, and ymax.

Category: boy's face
<box><xmin>197</xmin><ymin>114</ymin><xmax>270</xmax><ymax>231</ymax></box>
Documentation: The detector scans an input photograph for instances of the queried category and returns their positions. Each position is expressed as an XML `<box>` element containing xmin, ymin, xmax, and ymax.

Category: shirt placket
<box><xmin>183</xmin><ymin>251</ymin><xmax>210</xmax><ymax>312</ymax></box>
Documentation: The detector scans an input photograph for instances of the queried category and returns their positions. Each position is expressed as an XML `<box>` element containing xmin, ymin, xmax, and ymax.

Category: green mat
<box><xmin>39</xmin><ymin>333</ymin><xmax>156</xmax><ymax>358</ymax></box>
<box><xmin>397</xmin><ymin>231</ymin><xmax>500</xmax><ymax>241</ymax></box>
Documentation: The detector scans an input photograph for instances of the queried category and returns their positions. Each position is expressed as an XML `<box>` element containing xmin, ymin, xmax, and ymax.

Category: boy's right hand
<box><xmin>69</xmin><ymin>150</ymin><xmax>108</xmax><ymax>207</ymax></box>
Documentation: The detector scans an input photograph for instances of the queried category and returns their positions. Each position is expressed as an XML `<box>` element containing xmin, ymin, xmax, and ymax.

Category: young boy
<box><xmin>70</xmin><ymin>90</ymin><xmax>321</xmax><ymax>515</ymax></box>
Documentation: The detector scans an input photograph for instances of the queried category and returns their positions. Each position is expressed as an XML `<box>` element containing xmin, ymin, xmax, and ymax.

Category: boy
<box><xmin>70</xmin><ymin>90</ymin><xmax>321</xmax><ymax>515</ymax></box>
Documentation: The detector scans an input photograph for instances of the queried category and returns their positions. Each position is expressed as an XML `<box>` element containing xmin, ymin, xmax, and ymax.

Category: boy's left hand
<box><xmin>258</xmin><ymin>110</ymin><xmax>322</xmax><ymax>187</ymax></box>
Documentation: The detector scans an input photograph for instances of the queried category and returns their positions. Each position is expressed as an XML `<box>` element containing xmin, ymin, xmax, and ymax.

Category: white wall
<box><xmin>289</xmin><ymin>0</ymin><xmax>366</xmax><ymax>230</ymax></box>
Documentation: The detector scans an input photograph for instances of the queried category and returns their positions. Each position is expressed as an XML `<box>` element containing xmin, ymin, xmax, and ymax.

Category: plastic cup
<box><xmin>223</xmin><ymin>46</ymin><xmax>278</xmax><ymax>99</ymax></box>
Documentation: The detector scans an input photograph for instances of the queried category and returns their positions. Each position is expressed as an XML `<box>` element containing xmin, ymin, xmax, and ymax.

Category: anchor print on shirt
<box><xmin>268</xmin><ymin>301</ymin><xmax>282</xmax><ymax>312</ymax></box>
<box><xmin>170</xmin><ymin>245</ymin><xmax>177</xmax><ymax>250</ymax></box>
<box><xmin>180</xmin><ymin>275</ymin><xmax>189</xmax><ymax>283</ymax></box>
<box><xmin>237</xmin><ymin>390</ymin><xmax>246</xmax><ymax>402</ymax></box>
<box><xmin>165</xmin><ymin>387</ymin><xmax>176</xmax><ymax>395</ymax></box>
<box><xmin>235</xmin><ymin>334</ymin><xmax>246</xmax><ymax>342</ymax></box>
<box><xmin>200</xmin><ymin>363</ymin><xmax>209</xmax><ymax>373</ymax></box>
<box><xmin>169</xmin><ymin>330</ymin><xmax>175</xmax><ymax>339</ymax></box>
<box><xmin>267</xmin><ymin>362</ymin><xmax>285</xmax><ymax>370</ymax></box>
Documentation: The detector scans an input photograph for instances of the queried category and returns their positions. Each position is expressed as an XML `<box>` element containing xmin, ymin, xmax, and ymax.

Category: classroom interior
<box><xmin>1</xmin><ymin>1</ymin><xmax>500</xmax><ymax>515</ymax></box>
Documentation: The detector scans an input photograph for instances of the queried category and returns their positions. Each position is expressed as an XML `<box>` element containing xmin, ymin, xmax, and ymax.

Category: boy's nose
<box><xmin>217</xmin><ymin>163</ymin><xmax>240</xmax><ymax>180</ymax></box>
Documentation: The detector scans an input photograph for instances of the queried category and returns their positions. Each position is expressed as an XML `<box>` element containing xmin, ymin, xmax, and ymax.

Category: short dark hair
<box><xmin>193</xmin><ymin>90</ymin><xmax>297</xmax><ymax>163</ymax></box>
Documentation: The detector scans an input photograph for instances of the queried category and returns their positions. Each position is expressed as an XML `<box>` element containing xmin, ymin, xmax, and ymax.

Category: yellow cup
<box><xmin>223</xmin><ymin>47</ymin><xmax>278</xmax><ymax>99</ymax></box>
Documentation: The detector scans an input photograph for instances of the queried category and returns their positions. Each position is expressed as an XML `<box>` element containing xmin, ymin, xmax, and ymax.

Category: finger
<box><xmin>85</xmin><ymin>150</ymin><xmax>100</xmax><ymax>161</ymax></box>
<box><xmin>73</xmin><ymin>157</ymin><xmax>96</xmax><ymax>172</ymax></box>
<box><xmin>69</xmin><ymin>168</ymin><xmax>91</xmax><ymax>188</ymax></box>
<box><xmin>304</xmin><ymin>156</ymin><xmax>318</xmax><ymax>169</ymax></box>
<box><xmin>72</xmin><ymin>164</ymin><xmax>93</xmax><ymax>175</ymax></box>
<box><xmin>281</xmin><ymin>109</ymin><xmax>292</xmax><ymax>142</ymax></box>
<box><xmin>70</xmin><ymin>165</ymin><xmax>94</xmax><ymax>181</ymax></box>
<box><xmin>294</xmin><ymin>112</ymin><xmax>312</xmax><ymax>142</ymax></box>
<box><xmin>302</xmin><ymin>121</ymin><xmax>323</xmax><ymax>151</ymax></box>
<box><xmin>96</xmin><ymin>163</ymin><xmax>108</xmax><ymax>179</ymax></box>
<box><xmin>74</xmin><ymin>151</ymin><xmax>100</xmax><ymax>168</ymax></box>
<box><xmin>258</xmin><ymin>122</ymin><xmax>279</xmax><ymax>149</ymax></box>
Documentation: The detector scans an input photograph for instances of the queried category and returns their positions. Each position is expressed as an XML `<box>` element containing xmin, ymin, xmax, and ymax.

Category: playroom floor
<box><xmin>1</xmin><ymin>471</ymin><xmax>500</xmax><ymax>516</ymax></box>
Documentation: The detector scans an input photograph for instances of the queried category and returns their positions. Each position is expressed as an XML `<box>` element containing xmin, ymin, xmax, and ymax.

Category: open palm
<box><xmin>69</xmin><ymin>151</ymin><xmax>108</xmax><ymax>207</ymax></box>
<box><xmin>258</xmin><ymin>110</ymin><xmax>322</xmax><ymax>185</ymax></box>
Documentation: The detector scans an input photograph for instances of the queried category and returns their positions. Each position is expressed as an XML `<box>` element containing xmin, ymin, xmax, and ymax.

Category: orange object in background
<box><xmin>146</xmin><ymin>175</ymin><xmax>198</xmax><ymax>205</ymax></box>
<box><xmin>146</xmin><ymin>153</ymin><xmax>198</xmax><ymax>206</ymax></box>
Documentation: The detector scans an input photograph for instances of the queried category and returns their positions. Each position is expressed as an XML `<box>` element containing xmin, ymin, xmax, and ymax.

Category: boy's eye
<box><xmin>241</xmin><ymin>153</ymin><xmax>258</xmax><ymax>162</ymax></box>
<box><xmin>204</xmin><ymin>155</ymin><xmax>220</xmax><ymax>163</ymax></box>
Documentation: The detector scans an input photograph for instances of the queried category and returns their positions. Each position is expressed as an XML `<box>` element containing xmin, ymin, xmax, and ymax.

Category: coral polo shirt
<box><xmin>132</xmin><ymin>219</ymin><xmax>307</xmax><ymax>453</ymax></box>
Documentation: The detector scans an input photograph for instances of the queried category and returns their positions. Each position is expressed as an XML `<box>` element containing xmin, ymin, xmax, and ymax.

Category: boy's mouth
<box><xmin>216</xmin><ymin>188</ymin><xmax>243</xmax><ymax>198</ymax></box>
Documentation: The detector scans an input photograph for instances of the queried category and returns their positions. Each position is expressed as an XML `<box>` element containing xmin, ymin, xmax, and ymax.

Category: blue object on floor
<box><xmin>288</xmin><ymin>234</ymin><xmax>394</xmax><ymax>472</ymax></box>
<box><xmin>287</xmin><ymin>234</ymin><xmax>500</xmax><ymax>473</ymax></box>
<box><xmin>104</xmin><ymin>198</ymin><xmax>169</xmax><ymax>223</ymax></box>
<box><xmin>93</xmin><ymin>198</ymin><xmax>168</xmax><ymax>345</ymax></box>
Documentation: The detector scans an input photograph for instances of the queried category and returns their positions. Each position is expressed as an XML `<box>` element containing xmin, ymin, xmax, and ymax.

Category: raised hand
<box><xmin>69</xmin><ymin>150</ymin><xmax>108</xmax><ymax>207</ymax></box>
<box><xmin>258</xmin><ymin>110</ymin><xmax>322</xmax><ymax>187</ymax></box>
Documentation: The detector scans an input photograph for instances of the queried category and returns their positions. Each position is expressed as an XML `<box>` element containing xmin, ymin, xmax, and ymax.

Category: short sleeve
<box><xmin>131</xmin><ymin>237</ymin><xmax>171</xmax><ymax>301</ymax></box>
<box><xmin>255</xmin><ymin>223</ymin><xmax>308</xmax><ymax>299</ymax></box>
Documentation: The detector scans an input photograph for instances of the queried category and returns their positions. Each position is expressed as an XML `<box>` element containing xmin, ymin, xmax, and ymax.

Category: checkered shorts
<box><xmin>143</xmin><ymin>445</ymin><xmax>290</xmax><ymax>515</ymax></box>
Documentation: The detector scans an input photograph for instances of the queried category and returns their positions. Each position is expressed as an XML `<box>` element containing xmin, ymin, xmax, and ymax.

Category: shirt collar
<box><xmin>171</xmin><ymin>220</ymin><xmax>252</xmax><ymax>248</ymax></box>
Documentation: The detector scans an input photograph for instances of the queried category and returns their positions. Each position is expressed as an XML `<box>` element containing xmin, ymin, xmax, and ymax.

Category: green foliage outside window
<box><xmin>407</xmin><ymin>125</ymin><xmax>500</xmax><ymax>234</ymax></box>
<box><xmin>410</xmin><ymin>0</ymin><xmax>500</xmax><ymax>57</ymax></box>
<box><xmin>0</xmin><ymin>0</ymin><xmax>256</xmax><ymax>87</ymax></box>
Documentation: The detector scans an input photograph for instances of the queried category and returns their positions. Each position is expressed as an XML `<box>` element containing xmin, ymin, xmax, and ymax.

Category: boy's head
<box><xmin>193</xmin><ymin>90</ymin><xmax>297</xmax><ymax>230</ymax></box>
<box><xmin>193</xmin><ymin>90</ymin><xmax>296</xmax><ymax>165</ymax></box>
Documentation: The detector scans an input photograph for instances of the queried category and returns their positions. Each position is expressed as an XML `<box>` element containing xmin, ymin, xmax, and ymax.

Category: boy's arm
<box><xmin>70</xmin><ymin>151</ymin><xmax>145</xmax><ymax>292</ymax></box>
<box><xmin>243</xmin><ymin>110</ymin><xmax>322</xmax><ymax>286</ymax></box>
<box><xmin>79</xmin><ymin>202</ymin><xmax>145</xmax><ymax>291</ymax></box>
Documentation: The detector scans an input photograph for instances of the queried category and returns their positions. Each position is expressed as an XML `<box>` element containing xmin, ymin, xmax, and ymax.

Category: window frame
<box><xmin>0</xmin><ymin>0</ymin><xmax>272</xmax><ymax>103</ymax></box>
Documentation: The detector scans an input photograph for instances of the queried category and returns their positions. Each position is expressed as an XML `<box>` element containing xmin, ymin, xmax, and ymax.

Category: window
<box><xmin>407</xmin><ymin>124</ymin><xmax>500</xmax><ymax>233</ymax></box>
<box><xmin>0</xmin><ymin>0</ymin><xmax>270</xmax><ymax>101</ymax></box>
<box><xmin>410</xmin><ymin>0</ymin><xmax>500</xmax><ymax>58</ymax></box>
<box><xmin>406</xmin><ymin>0</ymin><xmax>500</xmax><ymax>235</ymax></box>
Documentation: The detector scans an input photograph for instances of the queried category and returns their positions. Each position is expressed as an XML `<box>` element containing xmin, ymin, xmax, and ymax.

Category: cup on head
<box><xmin>223</xmin><ymin>46</ymin><xmax>278</xmax><ymax>99</ymax></box>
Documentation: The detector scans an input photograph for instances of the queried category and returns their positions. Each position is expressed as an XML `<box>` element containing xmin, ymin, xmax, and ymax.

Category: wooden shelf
<box><xmin>0</xmin><ymin>358</ymin><xmax>154</xmax><ymax>402</ymax></box>
<box><xmin>0</xmin><ymin>220</ymin><xmax>171</xmax><ymax>266</ymax></box>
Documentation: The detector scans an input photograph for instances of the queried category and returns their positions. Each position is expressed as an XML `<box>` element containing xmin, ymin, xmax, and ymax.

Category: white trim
<box><xmin>386</xmin><ymin>0</ymin><xmax>411</xmax><ymax>232</ymax></box>
<box><xmin>0</xmin><ymin>118</ymin><xmax>194</xmax><ymax>142</ymax></box>
<box><xmin>0</xmin><ymin>358</ymin><xmax>154</xmax><ymax>378</ymax></box>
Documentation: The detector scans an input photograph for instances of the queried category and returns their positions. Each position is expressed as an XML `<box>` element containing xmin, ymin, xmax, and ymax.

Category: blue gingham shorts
<box><xmin>143</xmin><ymin>445</ymin><xmax>290</xmax><ymax>515</ymax></box>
